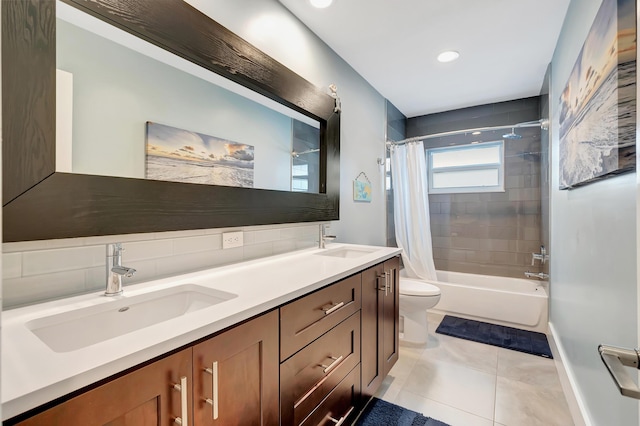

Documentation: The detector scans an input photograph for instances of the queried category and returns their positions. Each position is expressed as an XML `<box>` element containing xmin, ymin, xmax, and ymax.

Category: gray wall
<box><xmin>407</xmin><ymin>98</ymin><xmax>543</xmax><ymax>278</ymax></box>
<box><xmin>549</xmin><ymin>0</ymin><xmax>638</xmax><ymax>424</ymax></box>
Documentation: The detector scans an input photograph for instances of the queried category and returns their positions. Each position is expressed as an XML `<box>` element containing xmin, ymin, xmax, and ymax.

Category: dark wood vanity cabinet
<box><xmin>14</xmin><ymin>348</ymin><xmax>194</xmax><ymax>426</ymax></box>
<box><xmin>9</xmin><ymin>256</ymin><xmax>400</xmax><ymax>426</ymax></box>
<box><xmin>11</xmin><ymin>312</ymin><xmax>279</xmax><ymax>426</ymax></box>
<box><xmin>192</xmin><ymin>310</ymin><xmax>279</xmax><ymax>426</ymax></box>
<box><xmin>361</xmin><ymin>256</ymin><xmax>400</xmax><ymax>399</ymax></box>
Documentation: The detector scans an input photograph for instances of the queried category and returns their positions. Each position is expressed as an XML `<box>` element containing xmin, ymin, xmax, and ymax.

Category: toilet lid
<box><xmin>399</xmin><ymin>279</ymin><xmax>441</xmax><ymax>297</ymax></box>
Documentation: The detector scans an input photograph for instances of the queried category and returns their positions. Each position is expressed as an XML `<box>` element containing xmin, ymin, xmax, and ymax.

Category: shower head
<box><xmin>502</xmin><ymin>127</ymin><xmax>522</xmax><ymax>140</ymax></box>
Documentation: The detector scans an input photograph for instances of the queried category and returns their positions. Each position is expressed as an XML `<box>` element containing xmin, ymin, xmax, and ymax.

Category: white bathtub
<box><xmin>420</xmin><ymin>270</ymin><xmax>549</xmax><ymax>333</ymax></box>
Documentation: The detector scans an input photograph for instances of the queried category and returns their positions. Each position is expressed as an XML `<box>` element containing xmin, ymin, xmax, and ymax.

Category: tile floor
<box><xmin>375</xmin><ymin>312</ymin><xmax>574</xmax><ymax>426</ymax></box>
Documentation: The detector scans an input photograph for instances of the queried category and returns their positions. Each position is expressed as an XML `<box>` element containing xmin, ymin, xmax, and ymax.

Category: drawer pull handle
<box><xmin>328</xmin><ymin>406</ymin><xmax>354</xmax><ymax>425</ymax></box>
<box><xmin>322</xmin><ymin>301</ymin><xmax>344</xmax><ymax>315</ymax></box>
<box><xmin>172</xmin><ymin>376</ymin><xmax>188</xmax><ymax>426</ymax></box>
<box><xmin>320</xmin><ymin>355</ymin><xmax>343</xmax><ymax>373</ymax></box>
<box><xmin>204</xmin><ymin>361</ymin><xmax>219</xmax><ymax>420</ymax></box>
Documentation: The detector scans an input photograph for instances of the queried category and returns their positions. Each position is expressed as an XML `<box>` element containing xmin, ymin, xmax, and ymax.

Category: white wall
<box><xmin>185</xmin><ymin>0</ymin><xmax>389</xmax><ymax>246</ymax></box>
<box><xmin>550</xmin><ymin>0</ymin><xmax>638</xmax><ymax>424</ymax></box>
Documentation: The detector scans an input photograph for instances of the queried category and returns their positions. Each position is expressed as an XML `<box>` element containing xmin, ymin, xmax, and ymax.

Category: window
<box><xmin>291</xmin><ymin>164</ymin><xmax>309</xmax><ymax>192</ymax></box>
<box><xmin>427</xmin><ymin>141</ymin><xmax>504</xmax><ymax>194</ymax></box>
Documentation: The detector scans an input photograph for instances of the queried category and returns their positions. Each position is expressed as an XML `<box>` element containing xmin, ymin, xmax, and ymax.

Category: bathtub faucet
<box><xmin>531</xmin><ymin>245</ymin><xmax>549</xmax><ymax>265</ymax></box>
<box><xmin>524</xmin><ymin>271</ymin><xmax>549</xmax><ymax>280</ymax></box>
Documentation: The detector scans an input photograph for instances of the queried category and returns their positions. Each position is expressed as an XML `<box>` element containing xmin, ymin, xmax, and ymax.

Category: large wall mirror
<box><xmin>3</xmin><ymin>0</ymin><xmax>340</xmax><ymax>242</ymax></box>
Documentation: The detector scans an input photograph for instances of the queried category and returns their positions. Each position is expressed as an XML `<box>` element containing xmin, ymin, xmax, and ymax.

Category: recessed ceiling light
<box><xmin>310</xmin><ymin>0</ymin><xmax>333</xmax><ymax>8</ymax></box>
<box><xmin>472</xmin><ymin>131</ymin><xmax>481</xmax><ymax>135</ymax></box>
<box><xmin>437</xmin><ymin>50</ymin><xmax>460</xmax><ymax>63</ymax></box>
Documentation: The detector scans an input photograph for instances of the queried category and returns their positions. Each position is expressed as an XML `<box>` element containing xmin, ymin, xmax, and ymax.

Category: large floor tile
<box><xmin>494</xmin><ymin>376</ymin><xmax>573</xmax><ymax>426</ymax></box>
<box><xmin>395</xmin><ymin>390</ymin><xmax>494</xmax><ymax>426</ymax></box>
<box><xmin>402</xmin><ymin>358</ymin><xmax>497</xmax><ymax>419</ymax></box>
<box><xmin>421</xmin><ymin>332</ymin><xmax>499</xmax><ymax>375</ymax></box>
<box><xmin>497</xmin><ymin>347</ymin><xmax>562</xmax><ymax>389</ymax></box>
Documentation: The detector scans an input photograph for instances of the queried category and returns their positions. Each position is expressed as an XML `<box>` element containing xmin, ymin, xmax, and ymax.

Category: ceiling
<box><xmin>278</xmin><ymin>0</ymin><xmax>571</xmax><ymax>118</ymax></box>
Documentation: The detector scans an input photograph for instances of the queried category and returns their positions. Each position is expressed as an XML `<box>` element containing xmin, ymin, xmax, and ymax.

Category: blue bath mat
<box><xmin>435</xmin><ymin>315</ymin><xmax>553</xmax><ymax>358</ymax></box>
<box><xmin>355</xmin><ymin>398</ymin><xmax>450</xmax><ymax>426</ymax></box>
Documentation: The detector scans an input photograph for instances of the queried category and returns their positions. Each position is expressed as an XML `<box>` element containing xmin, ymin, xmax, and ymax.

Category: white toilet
<box><xmin>399</xmin><ymin>278</ymin><xmax>441</xmax><ymax>345</ymax></box>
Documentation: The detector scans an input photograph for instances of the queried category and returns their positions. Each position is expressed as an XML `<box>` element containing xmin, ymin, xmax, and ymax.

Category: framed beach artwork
<box><xmin>145</xmin><ymin>122</ymin><xmax>254</xmax><ymax>188</ymax></box>
<box><xmin>558</xmin><ymin>0</ymin><xmax>636</xmax><ymax>189</ymax></box>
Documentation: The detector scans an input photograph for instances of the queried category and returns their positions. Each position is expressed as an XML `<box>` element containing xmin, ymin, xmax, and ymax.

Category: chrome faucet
<box><xmin>105</xmin><ymin>243</ymin><xmax>136</xmax><ymax>296</ymax></box>
<box><xmin>319</xmin><ymin>224</ymin><xmax>336</xmax><ymax>249</ymax></box>
<box><xmin>531</xmin><ymin>245</ymin><xmax>549</xmax><ymax>265</ymax></box>
<box><xmin>524</xmin><ymin>271</ymin><xmax>549</xmax><ymax>280</ymax></box>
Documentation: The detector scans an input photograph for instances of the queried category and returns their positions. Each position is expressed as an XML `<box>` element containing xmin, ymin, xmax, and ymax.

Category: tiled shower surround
<box><xmin>2</xmin><ymin>223</ymin><xmax>320</xmax><ymax>309</ymax></box>
<box><xmin>397</xmin><ymin>97</ymin><xmax>543</xmax><ymax>279</ymax></box>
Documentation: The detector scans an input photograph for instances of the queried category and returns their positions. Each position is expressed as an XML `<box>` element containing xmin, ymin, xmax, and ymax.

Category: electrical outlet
<box><xmin>222</xmin><ymin>231</ymin><xmax>243</xmax><ymax>249</ymax></box>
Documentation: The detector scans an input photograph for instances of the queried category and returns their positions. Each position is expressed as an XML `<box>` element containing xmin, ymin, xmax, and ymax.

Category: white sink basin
<box><xmin>315</xmin><ymin>247</ymin><xmax>378</xmax><ymax>259</ymax></box>
<box><xmin>27</xmin><ymin>284</ymin><xmax>237</xmax><ymax>353</ymax></box>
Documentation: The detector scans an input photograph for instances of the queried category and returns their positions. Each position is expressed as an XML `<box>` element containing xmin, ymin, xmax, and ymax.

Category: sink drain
<box><xmin>118</xmin><ymin>306</ymin><xmax>130</xmax><ymax>313</ymax></box>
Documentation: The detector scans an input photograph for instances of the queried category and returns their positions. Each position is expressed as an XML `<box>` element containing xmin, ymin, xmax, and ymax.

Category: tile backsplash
<box><xmin>3</xmin><ymin>223</ymin><xmax>321</xmax><ymax>309</ymax></box>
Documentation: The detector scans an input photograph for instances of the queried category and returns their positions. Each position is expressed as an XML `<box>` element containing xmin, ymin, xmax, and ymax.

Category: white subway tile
<box><xmin>279</xmin><ymin>228</ymin><xmax>296</xmax><ymax>240</ymax></box>
<box><xmin>296</xmin><ymin>239</ymin><xmax>318</xmax><ymax>250</ymax></box>
<box><xmin>273</xmin><ymin>239</ymin><xmax>297</xmax><ymax>255</ymax></box>
<box><xmin>155</xmin><ymin>251</ymin><xmax>217</xmax><ymax>277</ymax></box>
<box><xmin>211</xmin><ymin>247</ymin><xmax>244</xmax><ymax>267</ymax></box>
<box><xmin>243</xmin><ymin>231</ymin><xmax>256</xmax><ymax>245</ymax></box>
<box><xmin>254</xmin><ymin>229</ymin><xmax>280</xmax><ymax>244</ymax></box>
<box><xmin>3</xmin><ymin>241</ymin><xmax>51</xmax><ymax>253</ymax></box>
<box><xmin>3</xmin><ymin>270</ymin><xmax>87</xmax><ymax>309</ymax></box>
<box><xmin>154</xmin><ymin>229</ymin><xmax>207</xmax><ymax>239</ymax></box>
<box><xmin>243</xmin><ymin>242</ymin><xmax>273</xmax><ymax>261</ymax></box>
<box><xmin>83</xmin><ymin>233</ymin><xmax>156</xmax><ymax>246</ymax></box>
<box><xmin>22</xmin><ymin>245</ymin><xmax>105</xmax><ymax>276</ymax></box>
<box><xmin>173</xmin><ymin>235</ymin><xmax>221</xmax><ymax>255</ymax></box>
<box><xmin>3</xmin><ymin>253</ymin><xmax>22</xmax><ymax>279</ymax></box>
<box><xmin>122</xmin><ymin>239</ymin><xmax>173</xmax><ymax>262</ymax></box>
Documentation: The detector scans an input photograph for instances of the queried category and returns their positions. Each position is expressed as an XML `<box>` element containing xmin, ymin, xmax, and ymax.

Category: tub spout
<box><xmin>524</xmin><ymin>271</ymin><xmax>549</xmax><ymax>280</ymax></box>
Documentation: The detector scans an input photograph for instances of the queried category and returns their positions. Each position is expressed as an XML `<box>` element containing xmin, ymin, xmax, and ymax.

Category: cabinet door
<box><xmin>192</xmin><ymin>310</ymin><xmax>279</xmax><ymax>426</ymax></box>
<box><xmin>382</xmin><ymin>256</ymin><xmax>400</xmax><ymax>376</ymax></box>
<box><xmin>15</xmin><ymin>349</ymin><xmax>193</xmax><ymax>426</ymax></box>
<box><xmin>360</xmin><ymin>262</ymin><xmax>385</xmax><ymax>399</ymax></box>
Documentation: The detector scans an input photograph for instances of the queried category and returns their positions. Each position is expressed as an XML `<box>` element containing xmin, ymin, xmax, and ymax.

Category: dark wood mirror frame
<box><xmin>2</xmin><ymin>0</ymin><xmax>340</xmax><ymax>242</ymax></box>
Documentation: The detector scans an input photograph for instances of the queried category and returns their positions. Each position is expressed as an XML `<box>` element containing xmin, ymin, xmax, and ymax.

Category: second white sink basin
<box><xmin>27</xmin><ymin>284</ymin><xmax>237</xmax><ymax>353</ymax></box>
<box><xmin>315</xmin><ymin>247</ymin><xmax>378</xmax><ymax>259</ymax></box>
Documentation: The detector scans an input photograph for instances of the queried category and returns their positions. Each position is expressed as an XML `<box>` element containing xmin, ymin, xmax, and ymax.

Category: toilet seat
<box><xmin>400</xmin><ymin>279</ymin><xmax>440</xmax><ymax>297</ymax></box>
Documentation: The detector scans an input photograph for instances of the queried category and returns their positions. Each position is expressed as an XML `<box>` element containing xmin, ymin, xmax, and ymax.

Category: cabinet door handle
<box><xmin>319</xmin><ymin>355</ymin><xmax>343</xmax><ymax>373</ymax></box>
<box><xmin>204</xmin><ymin>361</ymin><xmax>219</xmax><ymax>420</ymax></box>
<box><xmin>172</xmin><ymin>376</ymin><xmax>188</xmax><ymax>426</ymax></box>
<box><xmin>322</xmin><ymin>301</ymin><xmax>344</xmax><ymax>315</ymax></box>
<box><xmin>328</xmin><ymin>406</ymin><xmax>354</xmax><ymax>425</ymax></box>
<box><xmin>376</xmin><ymin>274</ymin><xmax>386</xmax><ymax>292</ymax></box>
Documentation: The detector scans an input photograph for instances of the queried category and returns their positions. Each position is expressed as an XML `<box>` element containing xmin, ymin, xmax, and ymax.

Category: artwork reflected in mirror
<box><xmin>145</xmin><ymin>122</ymin><xmax>255</xmax><ymax>188</ymax></box>
<box><xmin>56</xmin><ymin>4</ymin><xmax>320</xmax><ymax>193</ymax></box>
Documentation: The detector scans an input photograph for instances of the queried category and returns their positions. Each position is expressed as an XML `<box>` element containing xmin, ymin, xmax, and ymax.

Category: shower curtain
<box><xmin>390</xmin><ymin>141</ymin><xmax>437</xmax><ymax>281</ymax></box>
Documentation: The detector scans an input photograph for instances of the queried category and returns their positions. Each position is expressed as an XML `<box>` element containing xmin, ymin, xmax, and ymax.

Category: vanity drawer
<box><xmin>280</xmin><ymin>274</ymin><xmax>361</xmax><ymax>361</ymax></box>
<box><xmin>299</xmin><ymin>364</ymin><xmax>361</xmax><ymax>426</ymax></box>
<box><xmin>281</xmin><ymin>312</ymin><xmax>361</xmax><ymax>426</ymax></box>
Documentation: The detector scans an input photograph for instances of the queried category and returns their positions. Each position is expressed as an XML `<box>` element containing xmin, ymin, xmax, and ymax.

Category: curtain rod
<box><xmin>386</xmin><ymin>119</ymin><xmax>547</xmax><ymax>146</ymax></box>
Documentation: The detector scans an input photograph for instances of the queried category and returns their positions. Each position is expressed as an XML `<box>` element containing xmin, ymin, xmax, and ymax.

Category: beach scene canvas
<box><xmin>558</xmin><ymin>0</ymin><xmax>636</xmax><ymax>189</ymax></box>
<box><xmin>145</xmin><ymin>122</ymin><xmax>254</xmax><ymax>188</ymax></box>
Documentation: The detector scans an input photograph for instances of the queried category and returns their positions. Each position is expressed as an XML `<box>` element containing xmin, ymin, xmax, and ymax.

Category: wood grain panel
<box><xmin>280</xmin><ymin>274</ymin><xmax>361</xmax><ymax>361</ymax></box>
<box><xmin>12</xmin><ymin>348</ymin><xmax>192</xmax><ymax>426</ymax></box>
<box><xmin>63</xmin><ymin>0</ymin><xmax>333</xmax><ymax>121</ymax></box>
<box><xmin>360</xmin><ymin>262</ymin><xmax>385</xmax><ymax>399</ymax></box>
<box><xmin>2</xmin><ymin>0</ymin><xmax>56</xmax><ymax>203</ymax></box>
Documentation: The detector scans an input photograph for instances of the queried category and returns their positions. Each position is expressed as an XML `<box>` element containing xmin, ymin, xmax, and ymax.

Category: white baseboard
<box><xmin>548</xmin><ymin>322</ymin><xmax>592</xmax><ymax>426</ymax></box>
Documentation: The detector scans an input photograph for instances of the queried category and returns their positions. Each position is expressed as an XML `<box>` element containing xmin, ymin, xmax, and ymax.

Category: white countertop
<box><xmin>1</xmin><ymin>243</ymin><xmax>401</xmax><ymax>420</ymax></box>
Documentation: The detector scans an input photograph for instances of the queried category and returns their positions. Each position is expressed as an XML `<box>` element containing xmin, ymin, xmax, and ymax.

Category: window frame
<box><xmin>427</xmin><ymin>140</ymin><xmax>505</xmax><ymax>194</ymax></box>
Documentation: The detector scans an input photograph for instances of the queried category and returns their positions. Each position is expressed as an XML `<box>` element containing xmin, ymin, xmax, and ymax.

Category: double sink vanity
<box><xmin>3</xmin><ymin>244</ymin><xmax>402</xmax><ymax>425</ymax></box>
